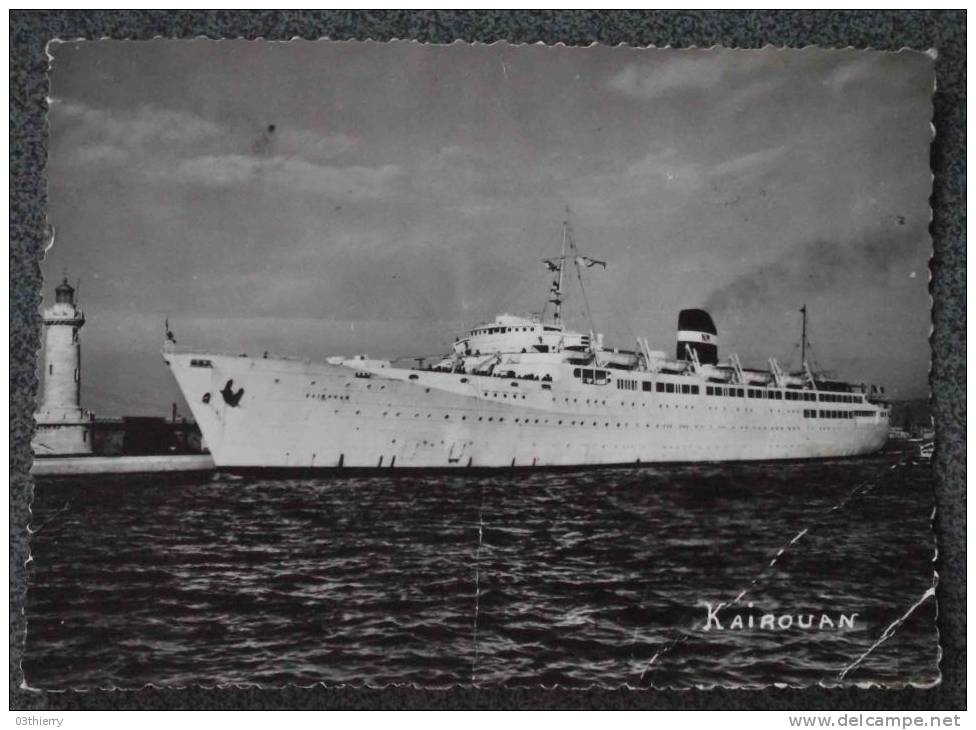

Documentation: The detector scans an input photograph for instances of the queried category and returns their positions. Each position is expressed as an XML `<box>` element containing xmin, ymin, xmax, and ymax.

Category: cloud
<box><xmin>72</xmin><ymin>143</ymin><xmax>129</xmax><ymax>166</ymax></box>
<box><xmin>57</xmin><ymin>101</ymin><xmax>224</xmax><ymax>151</ymax></box>
<box><xmin>709</xmin><ymin>145</ymin><xmax>788</xmax><ymax>180</ymax></box>
<box><xmin>169</xmin><ymin>155</ymin><xmax>401</xmax><ymax>198</ymax></box>
<box><xmin>570</xmin><ymin>143</ymin><xmax>789</xmax><ymax>217</ymax></box>
<box><xmin>52</xmin><ymin>100</ymin><xmax>395</xmax><ymax>199</ymax></box>
<box><xmin>252</xmin><ymin>125</ymin><xmax>361</xmax><ymax>162</ymax></box>
<box><xmin>607</xmin><ymin>52</ymin><xmax>777</xmax><ymax>101</ymax></box>
<box><xmin>609</xmin><ymin>57</ymin><xmax>724</xmax><ymax>99</ymax></box>
<box><xmin>702</xmin><ymin>223</ymin><xmax>925</xmax><ymax>317</ymax></box>
<box><xmin>823</xmin><ymin>54</ymin><xmax>887</xmax><ymax>92</ymax></box>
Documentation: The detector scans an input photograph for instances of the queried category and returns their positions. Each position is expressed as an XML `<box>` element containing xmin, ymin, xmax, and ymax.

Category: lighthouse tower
<box><xmin>32</xmin><ymin>277</ymin><xmax>93</xmax><ymax>456</ymax></box>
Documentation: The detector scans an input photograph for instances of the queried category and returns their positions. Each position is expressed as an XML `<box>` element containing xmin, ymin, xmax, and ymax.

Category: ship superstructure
<box><xmin>164</xmin><ymin>218</ymin><xmax>890</xmax><ymax>470</ymax></box>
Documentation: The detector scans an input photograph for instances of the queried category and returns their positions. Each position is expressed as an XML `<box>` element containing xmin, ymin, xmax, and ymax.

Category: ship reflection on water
<box><xmin>25</xmin><ymin>446</ymin><xmax>937</xmax><ymax>689</ymax></box>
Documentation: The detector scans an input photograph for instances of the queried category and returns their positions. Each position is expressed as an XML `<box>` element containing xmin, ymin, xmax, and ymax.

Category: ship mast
<box><xmin>800</xmin><ymin>304</ymin><xmax>807</xmax><ymax>368</ymax></box>
<box><xmin>798</xmin><ymin>303</ymin><xmax>819</xmax><ymax>387</ymax></box>
<box><xmin>550</xmin><ymin>219</ymin><xmax>568</xmax><ymax>323</ymax></box>
<box><xmin>566</xmin><ymin>218</ymin><xmax>598</xmax><ymax>343</ymax></box>
<box><xmin>541</xmin><ymin>209</ymin><xmax>604</xmax><ymax>336</ymax></box>
<box><xmin>800</xmin><ymin>304</ymin><xmax>808</xmax><ymax>366</ymax></box>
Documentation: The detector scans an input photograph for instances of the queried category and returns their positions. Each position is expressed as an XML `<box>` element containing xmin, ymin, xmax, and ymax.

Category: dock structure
<box><xmin>31</xmin><ymin>454</ymin><xmax>215</xmax><ymax>478</ymax></box>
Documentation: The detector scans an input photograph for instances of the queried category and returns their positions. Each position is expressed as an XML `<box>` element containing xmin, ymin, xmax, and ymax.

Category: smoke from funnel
<box><xmin>703</xmin><ymin>223</ymin><xmax>923</xmax><ymax>317</ymax></box>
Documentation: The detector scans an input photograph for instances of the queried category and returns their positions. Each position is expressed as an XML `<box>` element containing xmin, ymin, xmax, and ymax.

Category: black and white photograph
<box><xmin>24</xmin><ymin>39</ymin><xmax>938</xmax><ymax>691</ymax></box>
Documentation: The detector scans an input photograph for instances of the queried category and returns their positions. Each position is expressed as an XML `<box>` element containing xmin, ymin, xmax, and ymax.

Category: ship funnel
<box><xmin>676</xmin><ymin>309</ymin><xmax>718</xmax><ymax>365</ymax></box>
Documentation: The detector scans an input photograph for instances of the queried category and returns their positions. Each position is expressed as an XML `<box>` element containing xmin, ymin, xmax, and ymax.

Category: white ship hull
<box><xmin>165</xmin><ymin>351</ymin><xmax>889</xmax><ymax>470</ymax></box>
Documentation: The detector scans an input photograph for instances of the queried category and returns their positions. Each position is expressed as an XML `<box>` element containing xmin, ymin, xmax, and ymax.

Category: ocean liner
<box><xmin>164</xmin><ymin>219</ymin><xmax>890</xmax><ymax>470</ymax></box>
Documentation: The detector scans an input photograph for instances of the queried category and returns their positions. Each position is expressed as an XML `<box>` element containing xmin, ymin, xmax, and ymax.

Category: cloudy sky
<box><xmin>44</xmin><ymin>41</ymin><xmax>934</xmax><ymax>416</ymax></box>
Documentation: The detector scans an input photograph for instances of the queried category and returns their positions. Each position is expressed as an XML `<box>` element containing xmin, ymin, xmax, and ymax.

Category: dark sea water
<box><xmin>24</xmin><ymin>447</ymin><xmax>939</xmax><ymax>690</ymax></box>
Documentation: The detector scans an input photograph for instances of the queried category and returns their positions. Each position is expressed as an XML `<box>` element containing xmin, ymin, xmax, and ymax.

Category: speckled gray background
<box><xmin>10</xmin><ymin>10</ymin><xmax>965</xmax><ymax>710</ymax></box>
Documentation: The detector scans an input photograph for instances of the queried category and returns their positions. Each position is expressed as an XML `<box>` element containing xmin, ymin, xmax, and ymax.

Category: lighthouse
<box><xmin>32</xmin><ymin>277</ymin><xmax>93</xmax><ymax>456</ymax></box>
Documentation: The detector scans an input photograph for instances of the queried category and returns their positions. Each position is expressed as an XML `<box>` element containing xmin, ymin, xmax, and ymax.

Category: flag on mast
<box><xmin>576</xmin><ymin>256</ymin><xmax>607</xmax><ymax>269</ymax></box>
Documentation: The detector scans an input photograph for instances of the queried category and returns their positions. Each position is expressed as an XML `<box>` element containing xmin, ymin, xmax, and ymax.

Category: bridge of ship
<box><xmin>452</xmin><ymin>315</ymin><xmax>590</xmax><ymax>357</ymax></box>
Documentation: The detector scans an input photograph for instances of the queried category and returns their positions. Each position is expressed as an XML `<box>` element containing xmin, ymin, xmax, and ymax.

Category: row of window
<box><xmin>472</xmin><ymin>325</ymin><xmax>537</xmax><ymax>336</ymax></box>
<box><xmin>803</xmin><ymin>409</ymin><xmax>870</xmax><ymax>419</ymax></box>
<box><xmin>819</xmin><ymin>392</ymin><xmax>863</xmax><ymax>403</ymax></box>
<box><xmin>301</xmin><ymin>401</ymin><xmax>878</xmax><ymax>433</ymax></box>
<box><xmin>311</xmin><ymin>370</ymin><xmax>871</xmax><ymax>417</ymax></box>
<box><xmin>306</xmin><ymin>393</ymin><xmax>350</xmax><ymax>401</ymax></box>
<box><xmin>657</xmin><ymin>382</ymin><xmax>700</xmax><ymax>395</ymax></box>
<box><xmin>706</xmin><ymin>386</ymin><xmax>746</xmax><ymax>398</ymax></box>
<box><xmin>748</xmin><ymin>388</ymin><xmax>783</xmax><ymax>400</ymax></box>
<box><xmin>573</xmin><ymin>367</ymin><xmax>866</xmax><ymax>406</ymax></box>
<box><xmin>574</xmin><ymin>368</ymin><xmax>611</xmax><ymax>385</ymax></box>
